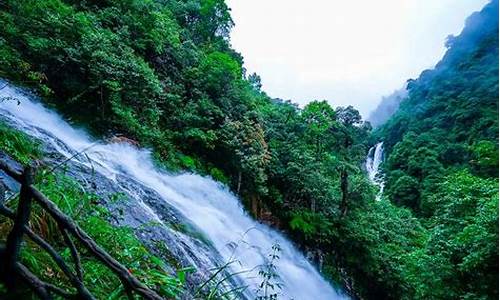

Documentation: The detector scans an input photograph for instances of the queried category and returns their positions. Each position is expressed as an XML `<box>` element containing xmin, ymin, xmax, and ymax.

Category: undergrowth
<box><xmin>0</xmin><ymin>121</ymin><xmax>41</xmax><ymax>164</ymax></box>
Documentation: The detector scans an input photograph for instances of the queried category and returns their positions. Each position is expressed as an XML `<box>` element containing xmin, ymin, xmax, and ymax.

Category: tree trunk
<box><xmin>100</xmin><ymin>85</ymin><xmax>105</xmax><ymax>120</ymax></box>
<box><xmin>340</xmin><ymin>169</ymin><xmax>349</xmax><ymax>217</ymax></box>
<box><xmin>236</xmin><ymin>171</ymin><xmax>242</xmax><ymax>194</ymax></box>
<box><xmin>251</xmin><ymin>195</ymin><xmax>260</xmax><ymax>218</ymax></box>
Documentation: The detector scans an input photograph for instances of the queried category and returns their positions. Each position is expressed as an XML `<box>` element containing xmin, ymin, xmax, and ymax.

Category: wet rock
<box><xmin>107</xmin><ymin>135</ymin><xmax>140</xmax><ymax>147</ymax></box>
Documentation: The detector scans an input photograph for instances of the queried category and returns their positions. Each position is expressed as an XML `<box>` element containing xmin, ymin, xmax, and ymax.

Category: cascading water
<box><xmin>365</xmin><ymin>142</ymin><xmax>384</xmax><ymax>201</ymax></box>
<box><xmin>0</xmin><ymin>80</ymin><xmax>346</xmax><ymax>300</ymax></box>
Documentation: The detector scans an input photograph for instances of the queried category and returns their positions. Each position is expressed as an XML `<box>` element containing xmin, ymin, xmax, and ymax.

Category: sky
<box><xmin>226</xmin><ymin>0</ymin><xmax>490</xmax><ymax>118</ymax></box>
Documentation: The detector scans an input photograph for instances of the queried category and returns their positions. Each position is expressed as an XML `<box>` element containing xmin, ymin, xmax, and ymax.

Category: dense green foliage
<box><xmin>0</xmin><ymin>0</ymin><xmax>498</xmax><ymax>299</ymax></box>
<box><xmin>0</xmin><ymin>0</ymin><xmax>377</xmax><ymax>297</ymax></box>
<box><xmin>379</xmin><ymin>1</ymin><xmax>499</xmax><ymax>206</ymax></box>
<box><xmin>370</xmin><ymin>1</ymin><xmax>499</xmax><ymax>299</ymax></box>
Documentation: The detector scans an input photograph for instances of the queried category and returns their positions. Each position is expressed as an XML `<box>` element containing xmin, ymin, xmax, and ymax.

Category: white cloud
<box><xmin>226</xmin><ymin>0</ymin><xmax>489</xmax><ymax>117</ymax></box>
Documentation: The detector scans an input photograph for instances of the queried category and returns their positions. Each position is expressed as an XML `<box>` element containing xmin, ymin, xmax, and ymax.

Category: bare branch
<box><xmin>60</xmin><ymin>226</ymin><xmax>83</xmax><ymax>281</ymax></box>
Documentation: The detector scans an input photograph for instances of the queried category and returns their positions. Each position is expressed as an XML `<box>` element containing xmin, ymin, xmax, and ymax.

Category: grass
<box><xmin>0</xmin><ymin>121</ymin><xmax>41</xmax><ymax>164</ymax></box>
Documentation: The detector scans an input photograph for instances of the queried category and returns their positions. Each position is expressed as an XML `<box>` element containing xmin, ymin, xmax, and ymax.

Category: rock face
<box><xmin>68</xmin><ymin>149</ymin><xmax>239</xmax><ymax>297</ymax></box>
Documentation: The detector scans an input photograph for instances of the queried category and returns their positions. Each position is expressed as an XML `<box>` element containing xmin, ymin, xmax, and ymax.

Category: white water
<box><xmin>365</xmin><ymin>142</ymin><xmax>384</xmax><ymax>201</ymax></box>
<box><xmin>0</xmin><ymin>82</ymin><xmax>346</xmax><ymax>299</ymax></box>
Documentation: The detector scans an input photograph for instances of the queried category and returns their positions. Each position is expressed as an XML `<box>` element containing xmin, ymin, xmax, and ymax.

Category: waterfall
<box><xmin>365</xmin><ymin>142</ymin><xmax>384</xmax><ymax>201</ymax></box>
<box><xmin>0</xmin><ymin>81</ymin><xmax>347</xmax><ymax>300</ymax></box>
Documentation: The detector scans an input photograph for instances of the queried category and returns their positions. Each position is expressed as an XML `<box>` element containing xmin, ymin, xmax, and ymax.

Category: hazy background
<box><xmin>226</xmin><ymin>0</ymin><xmax>489</xmax><ymax>118</ymax></box>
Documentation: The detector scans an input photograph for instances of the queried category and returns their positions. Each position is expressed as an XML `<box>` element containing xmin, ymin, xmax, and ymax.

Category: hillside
<box><xmin>368</xmin><ymin>87</ymin><xmax>407</xmax><ymax>128</ymax></box>
<box><xmin>377</xmin><ymin>0</ymin><xmax>498</xmax><ymax>209</ymax></box>
<box><xmin>0</xmin><ymin>0</ymin><xmax>373</xmax><ymax>298</ymax></box>
<box><xmin>375</xmin><ymin>0</ymin><xmax>499</xmax><ymax>298</ymax></box>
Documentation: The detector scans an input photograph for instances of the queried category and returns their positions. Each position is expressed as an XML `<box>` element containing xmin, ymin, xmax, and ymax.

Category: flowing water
<box><xmin>365</xmin><ymin>142</ymin><xmax>384</xmax><ymax>201</ymax></box>
<box><xmin>0</xmin><ymin>81</ymin><xmax>346</xmax><ymax>299</ymax></box>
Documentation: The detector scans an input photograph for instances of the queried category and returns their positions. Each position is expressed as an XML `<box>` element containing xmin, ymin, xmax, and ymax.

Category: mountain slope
<box><xmin>368</xmin><ymin>87</ymin><xmax>407</xmax><ymax>128</ymax></box>
<box><xmin>377</xmin><ymin>0</ymin><xmax>498</xmax><ymax>210</ymax></box>
<box><xmin>374</xmin><ymin>1</ymin><xmax>499</xmax><ymax>299</ymax></box>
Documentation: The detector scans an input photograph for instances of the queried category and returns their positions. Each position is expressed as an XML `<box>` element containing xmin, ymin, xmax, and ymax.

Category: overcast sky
<box><xmin>226</xmin><ymin>0</ymin><xmax>489</xmax><ymax>117</ymax></box>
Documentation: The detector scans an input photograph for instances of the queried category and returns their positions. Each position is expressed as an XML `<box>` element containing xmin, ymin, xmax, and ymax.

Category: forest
<box><xmin>0</xmin><ymin>0</ymin><xmax>498</xmax><ymax>299</ymax></box>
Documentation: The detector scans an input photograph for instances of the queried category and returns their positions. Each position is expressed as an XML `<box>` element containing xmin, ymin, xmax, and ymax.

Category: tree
<box><xmin>301</xmin><ymin>100</ymin><xmax>337</xmax><ymax>160</ymax></box>
<box><xmin>390</xmin><ymin>175</ymin><xmax>420</xmax><ymax>209</ymax></box>
<box><xmin>219</xmin><ymin>116</ymin><xmax>270</xmax><ymax>196</ymax></box>
<box><xmin>335</xmin><ymin>105</ymin><xmax>362</xmax><ymax>126</ymax></box>
<box><xmin>248</xmin><ymin>72</ymin><xmax>262</xmax><ymax>91</ymax></box>
<box><xmin>199</xmin><ymin>51</ymin><xmax>241</xmax><ymax>99</ymax></box>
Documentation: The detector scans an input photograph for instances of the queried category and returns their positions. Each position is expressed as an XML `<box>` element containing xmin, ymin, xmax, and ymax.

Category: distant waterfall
<box><xmin>365</xmin><ymin>142</ymin><xmax>384</xmax><ymax>201</ymax></box>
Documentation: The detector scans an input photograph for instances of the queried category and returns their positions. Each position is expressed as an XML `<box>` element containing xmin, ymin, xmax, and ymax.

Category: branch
<box><xmin>16</xmin><ymin>261</ymin><xmax>83</xmax><ymax>298</ymax></box>
<box><xmin>15</xmin><ymin>262</ymin><xmax>52</xmax><ymax>300</ymax></box>
<box><xmin>0</xmin><ymin>160</ymin><xmax>22</xmax><ymax>182</ymax></box>
<box><xmin>29</xmin><ymin>186</ymin><xmax>164</xmax><ymax>300</ymax></box>
<box><xmin>44</xmin><ymin>282</ymin><xmax>75</xmax><ymax>298</ymax></box>
<box><xmin>0</xmin><ymin>205</ymin><xmax>94</xmax><ymax>299</ymax></box>
<box><xmin>0</xmin><ymin>162</ymin><xmax>163</xmax><ymax>299</ymax></box>
<box><xmin>60</xmin><ymin>226</ymin><xmax>83</xmax><ymax>281</ymax></box>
